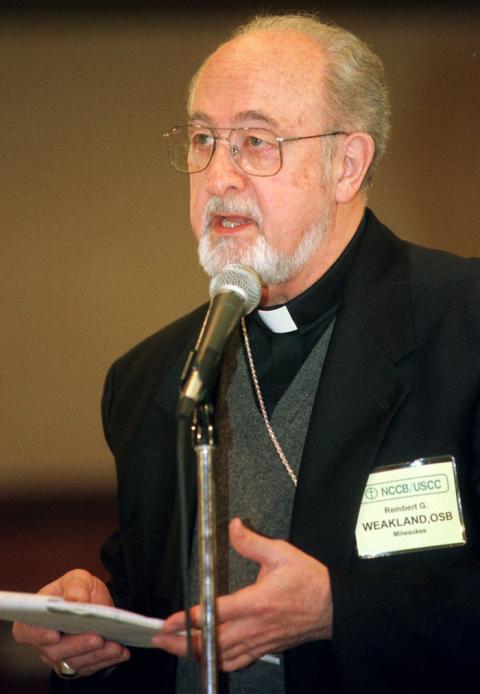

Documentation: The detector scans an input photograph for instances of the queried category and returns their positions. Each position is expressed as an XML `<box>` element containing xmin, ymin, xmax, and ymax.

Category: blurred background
<box><xmin>1</xmin><ymin>0</ymin><xmax>479</xmax><ymax>690</ymax></box>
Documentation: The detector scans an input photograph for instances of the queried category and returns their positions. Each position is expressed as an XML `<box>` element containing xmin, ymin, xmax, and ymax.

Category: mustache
<box><xmin>201</xmin><ymin>197</ymin><xmax>263</xmax><ymax>236</ymax></box>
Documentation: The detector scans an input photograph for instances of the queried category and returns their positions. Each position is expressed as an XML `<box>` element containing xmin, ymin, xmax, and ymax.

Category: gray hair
<box><xmin>188</xmin><ymin>13</ymin><xmax>391</xmax><ymax>189</ymax></box>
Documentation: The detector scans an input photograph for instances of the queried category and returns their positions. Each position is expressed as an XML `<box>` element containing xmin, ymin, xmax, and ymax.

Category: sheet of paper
<box><xmin>0</xmin><ymin>591</ymin><xmax>164</xmax><ymax>648</ymax></box>
<box><xmin>1</xmin><ymin>590</ymin><xmax>281</xmax><ymax>663</ymax></box>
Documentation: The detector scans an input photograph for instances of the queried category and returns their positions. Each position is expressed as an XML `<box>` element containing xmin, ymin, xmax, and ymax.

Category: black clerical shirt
<box><xmin>245</xmin><ymin>217</ymin><xmax>366</xmax><ymax>417</ymax></box>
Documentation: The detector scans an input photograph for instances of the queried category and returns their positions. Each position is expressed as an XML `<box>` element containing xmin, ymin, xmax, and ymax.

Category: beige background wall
<box><xmin>2</xmin><ymin>6</ymin><xmax>479</xmax><ymax>495</ymax></box>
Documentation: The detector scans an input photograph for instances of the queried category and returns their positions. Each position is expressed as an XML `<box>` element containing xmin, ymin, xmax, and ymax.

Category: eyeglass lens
<box><xmin>169</xmin><ymin>126</ymin><xmax>282</xmax><ymax>176</ymax></box>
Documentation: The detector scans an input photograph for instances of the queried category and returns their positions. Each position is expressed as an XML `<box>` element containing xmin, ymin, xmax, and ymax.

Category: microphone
<box><xmin>177</xmin><ymin>264</ymin><xmax>262</xmax><ymax>418</ymax></box>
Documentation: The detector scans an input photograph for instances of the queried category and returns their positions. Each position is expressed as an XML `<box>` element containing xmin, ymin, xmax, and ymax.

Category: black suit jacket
<box><xmin>52</xmin><ymin>210</ymin><xmax>480</xmax><ymax>693</ymax></box>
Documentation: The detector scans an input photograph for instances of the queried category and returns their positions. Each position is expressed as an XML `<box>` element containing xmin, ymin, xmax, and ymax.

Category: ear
<box><xmin>334</xmin><ymin>133</ymin><xmax>375</xmax><ymax>203</ymax></box>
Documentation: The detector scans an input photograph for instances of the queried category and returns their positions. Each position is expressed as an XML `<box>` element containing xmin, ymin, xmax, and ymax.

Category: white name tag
<box><xmin>355</xmin><ymin>455</ymin><xmax>466</xmax><ymax>558</ymax></box>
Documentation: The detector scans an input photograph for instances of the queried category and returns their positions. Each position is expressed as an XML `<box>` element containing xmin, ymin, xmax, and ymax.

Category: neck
<box><xmin>261</xmin><ymin>197</ymin><xmax>365</xmax><ymax>306</ymax></box>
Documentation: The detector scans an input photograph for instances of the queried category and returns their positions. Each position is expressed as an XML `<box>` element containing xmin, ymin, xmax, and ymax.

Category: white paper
<box><xmin>1</xmin><ymin>590</ymin><xmax>281</xmax><ymax>664</ymax></box>
<box><xmin>0</xmin><ymin>591</ymin><xmax>164</xmax><ymax>648</ymax></box>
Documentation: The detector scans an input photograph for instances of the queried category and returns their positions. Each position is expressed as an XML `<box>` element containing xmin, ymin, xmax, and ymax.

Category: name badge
<box><xmin>355</xmin><ymin>455</ymin><xmax>466</xmax><ymax>558</ymax></box>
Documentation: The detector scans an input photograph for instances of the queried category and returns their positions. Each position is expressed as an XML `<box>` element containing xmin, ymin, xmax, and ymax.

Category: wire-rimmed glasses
<box><xmin>163</xmin><ymin>124</ymin><xmax>348</xmax><ymax>177</ymax></box>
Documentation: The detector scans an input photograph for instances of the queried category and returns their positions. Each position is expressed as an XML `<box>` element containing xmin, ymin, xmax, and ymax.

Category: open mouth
<box><xmin>214</xmin><ymin>214</ymin><xmax>254</xmax><ymax>232</ymax></box>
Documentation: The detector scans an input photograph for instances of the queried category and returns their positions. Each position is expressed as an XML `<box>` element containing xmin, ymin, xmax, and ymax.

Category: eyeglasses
<box><xmin>163</xmin><ymin>125</ymin><xmax>348</xmax><ymax>177</ymax></box>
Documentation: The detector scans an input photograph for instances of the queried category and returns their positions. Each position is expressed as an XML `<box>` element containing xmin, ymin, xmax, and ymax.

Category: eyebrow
<box><xmin>189</xmin><ymin>111</ymin><xmax>211</xmax><ymax>123</ymax></box>
<box><xmin>234</xmin><ymin>111</ymin><xmax>281</xmax><ymax>129</ymax></box>
<box><xmin>188</xmin><ymin>110</ymin><xmax>281</xmax><ymax>130</ymax></box>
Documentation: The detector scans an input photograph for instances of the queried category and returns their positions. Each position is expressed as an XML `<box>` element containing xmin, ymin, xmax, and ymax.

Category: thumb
<box><xmin>60</xmin><ymin>570</ymin><xmax>96</xmax><ymax>602</ymax></box>
<box><xmin>52</xmin><ymin>570</ymin><xmax>112</xmax><ymax>605</ymax></box>
<box><xmin>228</xmin><ymin>518</ymin><xmax>284</xmax><ymax>569</ymax></box>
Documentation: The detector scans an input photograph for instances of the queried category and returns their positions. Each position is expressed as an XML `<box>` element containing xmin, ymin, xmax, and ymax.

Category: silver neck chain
<box><xmin>240</xmin><ymin>317</ymin><xmax>298</xmax><ymax>487</ymax></box>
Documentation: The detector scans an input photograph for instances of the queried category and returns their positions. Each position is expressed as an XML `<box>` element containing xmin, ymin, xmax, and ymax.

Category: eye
<box><xmin>241</xmin><ymin>130</ymin><xmax>277</xmax><ymax>155</ymax></box>
<box><xmin>191</xmin><ymin>131</ymin><xmax>214</xmax><ymax>149</ymax></box>
<box><xmin>244</xmin><ymin>135</ymin><xmax>269</xmax><ymax>150</ymax></box>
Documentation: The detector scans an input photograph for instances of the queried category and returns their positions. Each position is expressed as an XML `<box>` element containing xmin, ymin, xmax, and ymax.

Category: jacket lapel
<box><xmin>290</xmin><ymin>213</ymin><xmax>416</xmax><ymax>568</ymax></box>
<box><xmin>139</xmin><ymin>309</ymin><xmax>207</xmax><ymax>609</ymax></box>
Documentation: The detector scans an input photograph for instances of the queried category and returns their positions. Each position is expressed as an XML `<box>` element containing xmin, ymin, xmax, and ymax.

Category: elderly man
<box><xmin>13</xmin><ymin>12</ymin><xmax>480</xmax><ymax>694</ymax></box>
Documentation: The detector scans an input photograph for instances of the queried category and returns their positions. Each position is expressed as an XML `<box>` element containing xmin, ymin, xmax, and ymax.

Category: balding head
<box><xmin>188</xmin><ymin>13</ymin><xmax>390</xmax><ymax>189</ymax></box>
<box><xmin>185</xmin><ymin>14</ymin><xmax>378</xmax><ymax>303</ymax></box>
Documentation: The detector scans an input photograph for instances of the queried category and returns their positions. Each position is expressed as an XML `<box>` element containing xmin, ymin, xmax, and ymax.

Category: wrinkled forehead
<box><xmin>188</xmin><ymin>30</ymin><xmax>328</xmax><ymax>131</ymax></box>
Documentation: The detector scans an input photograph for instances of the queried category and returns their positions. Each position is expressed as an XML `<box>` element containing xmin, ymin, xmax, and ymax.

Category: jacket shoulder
<box><xmin>408</xmin><ymin>241</ymin><xmax>480</xmax><ymax>283</ymax></box>
<box><xmin>111</xmin><ymin>303</ymin><xmax>208</xmax><ymax>382</ymax></box>
<box><xmin>406</xmin><ymin>240</ymin><xmax>480</xmax><ymax>323</ymax></box>
<box><xmin>365</xmin><ymin>209</ymin><xmax>480</xmax><ymax>307</ymax></box>
<box><xmin>102</xmin><ymin>304</ymin><xmax>208</xmax><ymax>448</ymax></box>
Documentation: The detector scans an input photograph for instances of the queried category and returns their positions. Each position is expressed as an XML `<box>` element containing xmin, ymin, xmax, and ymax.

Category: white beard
<box><xmin>198</xmin><ymin>197</ymin><xmax>332</xmax><ymax>284</ymax></box>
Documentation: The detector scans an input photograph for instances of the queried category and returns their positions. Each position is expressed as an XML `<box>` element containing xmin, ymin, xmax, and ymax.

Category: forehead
<box><xmin>189</xmin><ymin>30</ymin><xmax>327</xmax><ymax>131</ymax></box>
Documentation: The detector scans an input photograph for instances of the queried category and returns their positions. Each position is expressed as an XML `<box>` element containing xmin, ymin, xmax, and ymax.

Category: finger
<box><xmin>13</xmin><ymin>571</ymin><xmax>112</xmax><ymax>651</ymax></box>
<box><xmin>46</xmin><ymin>652</ymin><xmax>129</xmax><ymax>679</ymax></box>
<box><xmin>221</xmin><ymin>652</ymin><xmax>255</xmax><ymax>672</ymax></box>
<box><xmin>44</xmin><ymin>640</ymin><xmax>130</xmax><ymax>677</ymax></box>
<box><xmin>65</xmin><ymin>650</ymin><xmax>129</xmax><ymax>679</ymax></box>
<box><xmin>12</xmin><ymin>622</ymin><xmax>62</xmax><ymax>647</ymax></box>
<box><xmin>38</xmin><ymin>570</ymin><xmax>112</xmax><ymax>607</ymax></box>
<box><xmin>39</xmin><ymin>632</ymin><xmax>105</xmax><ymax>663</ymax></box>
<box><xmin>61</xmin><ymin>570</ymin><xmax>109</xmax><ymax>604</ymax></box>
<box><xmin>13</xmin><ymin>571</ymin><xmax>112</xmax><ymax>649</ymax></box>
<box><xmin>86</xmin><ymin>575</ymin><xmax>114</xmax><ymax>606</ymax></box>
<box><xmin>217</xmin><ymin>629</ymin><xmax>263</xmax><ymax>674</ymax></box>
<box><xmin>151</xmin><ymin>631</ymin><xmax>201</xmax><ymax>660</ymax></box>
<box><xmin>229</xmin><ymin>518</ymin><xmax>286</xmax><ymax>569</ymax></box>
<box><xmin>162</xmin><ymin>606</ymin><xmax>201</xmax><ymax>635</ymax></box>
<box><xmin>215</xmin><ymin>582</ymin><xmax>265</xmax><ymax>623</ymax></box>
<box><xmin>217</xmin><ymin>616</ymin><xmax>277</xmax><ymax>664</ymax></box>
<box><xmin>38</xmin><ymin>570</ymin><xmax>91</xmax><ymax>601</ymax></box>
<box><xmin>218</xmin><ymin>637</ymin><xmax>251</xmax><ymax>669</ymax></box>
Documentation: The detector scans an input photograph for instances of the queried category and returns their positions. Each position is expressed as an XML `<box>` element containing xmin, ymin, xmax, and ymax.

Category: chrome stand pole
<box><xmin>193</xmin><ymin>404</ymin><xmax>218</xmax><ymax>694</ymax></box>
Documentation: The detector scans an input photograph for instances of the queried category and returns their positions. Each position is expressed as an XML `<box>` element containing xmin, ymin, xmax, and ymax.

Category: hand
<box><xmin>12</xmin><ymin>569</ymin><xmax>130</xmax><ymax>678</ymax></box>
<box><xmin>153</xmin><ymin>518</ymin><xmax>333</xmax><ymax>671</ymax></box>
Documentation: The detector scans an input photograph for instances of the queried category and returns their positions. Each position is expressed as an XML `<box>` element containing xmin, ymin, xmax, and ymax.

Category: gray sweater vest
<box><xmin>176</xmin><ymin>321</ymin><xmax>334</xmax><ymax>693</ymax></box>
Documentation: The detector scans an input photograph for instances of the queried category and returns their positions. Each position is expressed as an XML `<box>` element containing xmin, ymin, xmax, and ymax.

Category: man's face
<box><xmin>188</xmin><ymin>30</ymin><xmax>338</xmax><ymax>300</ymax></box>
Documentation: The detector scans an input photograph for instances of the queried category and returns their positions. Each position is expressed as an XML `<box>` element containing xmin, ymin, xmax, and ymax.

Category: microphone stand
<box><xmin>193</xmin><ymin>403</ymin><xmax>218</xmax><ymax>694</ymax></box>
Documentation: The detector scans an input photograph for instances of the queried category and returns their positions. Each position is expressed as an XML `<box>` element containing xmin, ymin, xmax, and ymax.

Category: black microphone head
<box><xmin>209</xmin><ymin>264</ymin><xmax>262</xmax><ymax>314</ymax></box>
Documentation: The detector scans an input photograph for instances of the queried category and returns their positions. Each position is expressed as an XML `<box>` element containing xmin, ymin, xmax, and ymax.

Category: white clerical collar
<box><xmin>257</xmin><ymin>305</ymin><xmax>298</xmax><ymax>333</ymax></box>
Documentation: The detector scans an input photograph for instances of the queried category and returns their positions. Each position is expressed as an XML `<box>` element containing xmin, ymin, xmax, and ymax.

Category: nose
<box><xmin>204</xmin><ymin>138</ymin><xmax>247</xmax><ymax>197</ymax></box>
